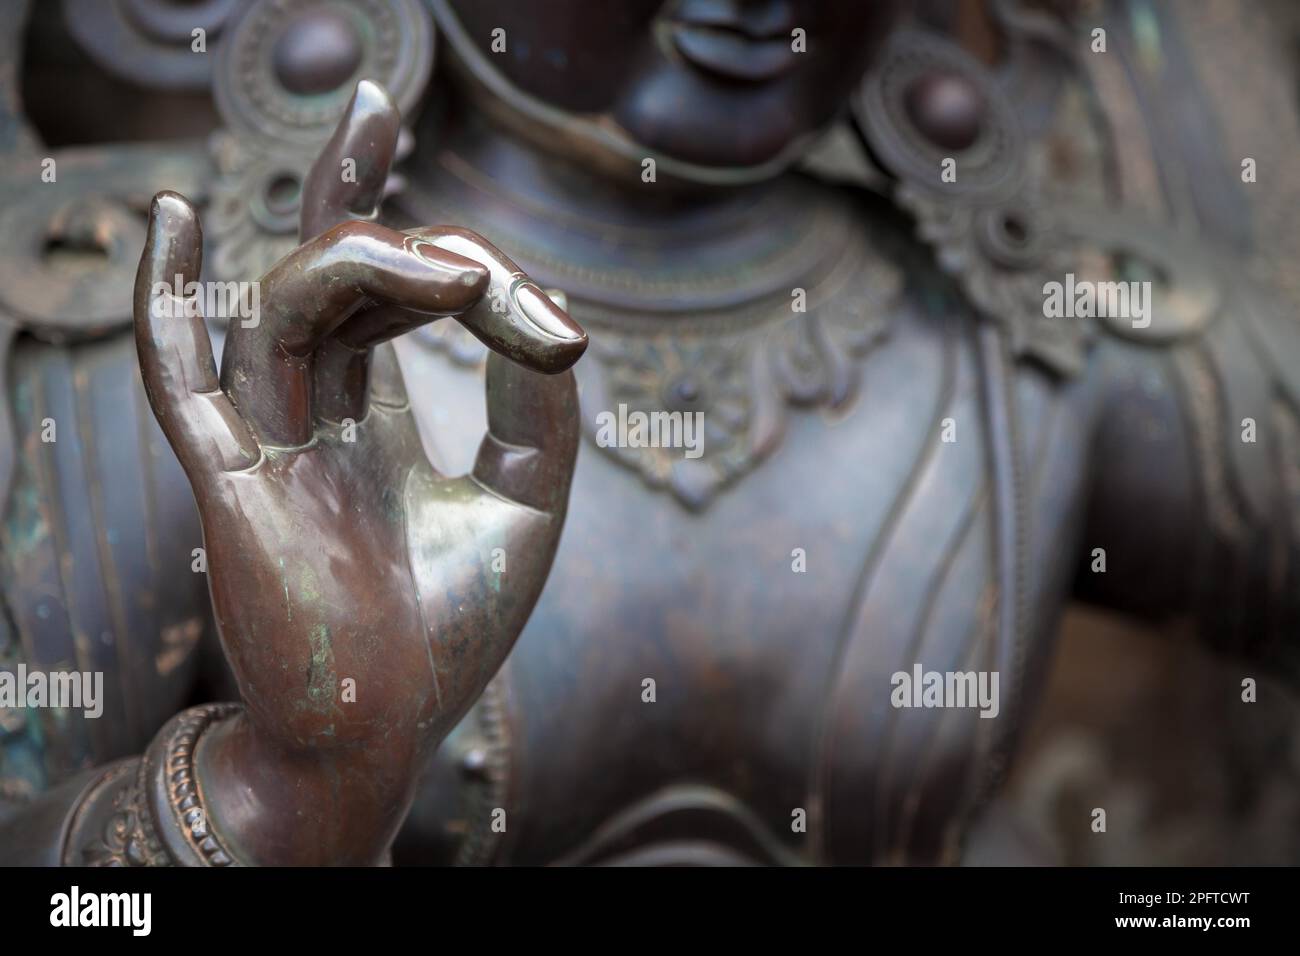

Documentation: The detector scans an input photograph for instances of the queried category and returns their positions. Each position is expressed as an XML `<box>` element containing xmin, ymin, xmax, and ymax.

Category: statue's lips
<box><xmin>669</xmin><ymin>23</ymin><xmax>798</xmax><ymax>83</ymax></box>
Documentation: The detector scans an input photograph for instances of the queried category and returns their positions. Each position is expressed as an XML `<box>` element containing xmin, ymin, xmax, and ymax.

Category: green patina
<box><xmin>4</xmin><ymin>382</ymin><xmax>52</xmax><ymax>555</ymax></box>
<box><xmin>305</xmin><ymin>623</ymin><xmax>337</xmax><ymax>710</ymax></box>
<box><xmin>4</xmin><ymin>481</ymin><xmax>50</xmax><ymax>556</ymax></box>
<box><xmin>282</xmin><ymin>565</ymin><xmax>337</xmax><ymax>712</ymax></box>
<box><xmin>298</xmin><ymin>565</ymin><xmax>322</xmax><ymax>605</ymax></box>
<box><xmin>279</xmin><ymin>557</ymin><xmax>291</xmax><ymax>622</ymax></box>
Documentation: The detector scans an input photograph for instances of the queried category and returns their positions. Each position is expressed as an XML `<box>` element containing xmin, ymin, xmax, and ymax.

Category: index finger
<box><xmin>221</xmin><ymin>221</ymin><xmax>488</xmax><ymax>448</ymax></box>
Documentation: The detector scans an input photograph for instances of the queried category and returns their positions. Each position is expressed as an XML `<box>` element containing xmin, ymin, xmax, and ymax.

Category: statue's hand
<box><xmin>131</xmin><ymin>82</ymin><xmax>585</xmax><ymax>863</ymax></box>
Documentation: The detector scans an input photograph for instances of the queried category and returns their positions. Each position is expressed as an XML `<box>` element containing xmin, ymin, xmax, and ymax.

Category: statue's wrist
<box><xmin>195</xmin><ymin>707</ymin><xmax>414</xmax><ymax>866</ymax></box>
<box><xmin>63</xmin><ymin>702</ymin><xmax>408</xmax><ymax>866</ymax></box>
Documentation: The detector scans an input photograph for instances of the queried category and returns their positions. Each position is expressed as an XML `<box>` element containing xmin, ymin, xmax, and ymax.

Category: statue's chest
<box><xmin>402</xmin><ymin>286</ymin><xmax>1091</xmax><ymax>864</ymax></box>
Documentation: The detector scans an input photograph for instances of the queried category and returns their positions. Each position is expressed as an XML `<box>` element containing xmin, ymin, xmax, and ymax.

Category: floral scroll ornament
<box><xmin>575</xmin><ymin>234</ymin><xmax>902</xmax><ymax>512</ymax></box>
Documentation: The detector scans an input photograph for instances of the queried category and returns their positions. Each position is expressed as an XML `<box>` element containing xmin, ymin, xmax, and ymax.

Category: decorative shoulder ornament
<box><xmin>854</xmin><ymin>26</ymin><xmax>1226</xmax><ymax>377</ymax></box>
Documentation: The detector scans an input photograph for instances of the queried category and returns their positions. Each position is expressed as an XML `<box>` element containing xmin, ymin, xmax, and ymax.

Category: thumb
<box><xmin>472</xmin><ymin>352</ymin><xmax>581</xmax><ymax>515</ymax></box>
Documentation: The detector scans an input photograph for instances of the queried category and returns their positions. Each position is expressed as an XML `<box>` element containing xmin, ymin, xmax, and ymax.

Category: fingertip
<box><xmin>352</xmin><ymin>78</ymin><xmax>398</xmax><ymax>120</ymax></box>
<box><xmin>147</xmin><ymin>190</ymin><xmax>201</xmax><ymax>247</ymax></box>
<box><xmin>448</xmin><ymin>260</ymin><xmax>492</xmax><ymax>314</ymax></box>
<box><xmin>150</xmin><ymin>189</ymin><xmax>194</xmax><ymax>219</ymax></box>
<box><xmin>340</xmin><ymin>79</ymin><xmax>400</xmax><ymax>161</ymax></box>
<box><xmin>461</xmin><ymin>259</ymin><xmax>491</xmax><ymax>296</ymax></box>
<box><xmin>513</xmin><ymin>283</ymin><xmax>588</xmax><ymax>363</ymax></box>
<box><xmin>139</xmin><ymin>190</ymin><xmax>202</xmax><ymax>300</ymax></box>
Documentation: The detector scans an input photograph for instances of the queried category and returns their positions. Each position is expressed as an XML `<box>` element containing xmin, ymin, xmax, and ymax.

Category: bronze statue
<box><xmin>1</xmin><ymin>0</ymin><xmax>1298</xmax><ymax>865</ymax></box>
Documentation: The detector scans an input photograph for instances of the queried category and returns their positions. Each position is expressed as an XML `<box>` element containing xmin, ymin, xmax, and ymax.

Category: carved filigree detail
<box><xmin>81</xmin><ymin>762</ymin><xmax>170</xmax><ymax>867</ymax></box>
<box><xmin>205</xmin><ymin>131</ymin><xmax>309</xmax><ymax>286</ymax></box>
<box><xmin>855</xmin><ymin>29</ymin><xmax>1028</xmax><ymax>203</ymax></box>
<box><xmin>857</xmin><ymin>24</ymin><xmax>1226</xmax><ymax>378</ymax></box>
<box><xmin>155</xmin><ymin>703</ymin><xmax>242</xmax><ymax>866</ymax></box>
<box><xmin>212</xmin><ymin>0</ymin><xmax>433</xmax><ymax>145</ymax></box>
<box><xmin>577</xmin><ymin>233</ymin><xmax>901</xmax><ymax>511</ymax></box>
<box><xmin>404</xmin><ymin>172</ymin><xmax>901</xmax><ymax>510</ymax></box>
<box><xmin>898</xmin><ymin>186</ymin><xmax>1090</xmax><ymax>375</ymax></box>
<box><xmin>79</xmin><ymin>703</ymin><xmax>243</xmax><ymax>867</ymax></box>
<box><xmin>855</xmin><ymin>27</ymin><xmax>1097</xmax><ymax>376</ymax></box>
<box><xmin>205</xmin><ymin>0</ymin><xmax>434</xmax><ymax>286</ymax></box>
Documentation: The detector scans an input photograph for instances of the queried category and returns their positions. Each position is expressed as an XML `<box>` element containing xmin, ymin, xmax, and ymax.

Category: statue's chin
<box><xmin>610</xmin><ymin>65</ymin><xmax>806</xmax><ymax>171</ymax></box>
<box><xmin>432</xmin><ymin>5</ymin><xmax>822</xmax><ymax>189</ymax></box>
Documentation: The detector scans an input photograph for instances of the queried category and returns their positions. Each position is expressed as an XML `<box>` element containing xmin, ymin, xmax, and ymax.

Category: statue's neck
<box><xmin>403</xmin><ymin>96</ymin><xmax>766</xmax><ymax>236</ymax></box>
<box><xmin>396</xmin><ymin>92</ymin><xmax>847</xmax><ymax>321</ymax></box>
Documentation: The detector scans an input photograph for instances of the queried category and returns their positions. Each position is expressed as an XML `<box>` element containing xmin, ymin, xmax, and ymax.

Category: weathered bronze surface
<box><xmin>1</xmin><ymin>0</ymin><xmax>1299</xmax><ymax>866</ymax></box>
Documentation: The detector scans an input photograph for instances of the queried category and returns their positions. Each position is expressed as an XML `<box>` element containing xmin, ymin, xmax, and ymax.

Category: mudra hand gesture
<box><xmin>133</xmin><ymin>81</ymin><xmax>586</xmax><ymax>865</ymax></box>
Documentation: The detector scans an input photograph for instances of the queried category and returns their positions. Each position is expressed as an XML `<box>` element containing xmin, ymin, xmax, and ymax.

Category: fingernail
<box><xmin>408</xmin><ymin>238</ymin><xmax>488</xmax><ymax>287</ymax></box>
<box><xmin>512</xmin><ymin>281</ymin><xmax>586</xmax><ymax>343</ymax></box>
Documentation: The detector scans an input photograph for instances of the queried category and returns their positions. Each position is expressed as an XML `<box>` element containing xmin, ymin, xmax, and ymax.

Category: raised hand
<box><xmin>132</xmin><ymin>81</ymin><xmax>586</xmax><ymax>865</ymax></box>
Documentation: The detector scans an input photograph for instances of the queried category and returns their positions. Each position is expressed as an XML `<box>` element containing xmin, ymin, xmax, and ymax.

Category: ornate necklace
<box><xmin>400</xmin><ymin>168</ymin><xmax>904</xmax><ymax>510</ymax></box>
